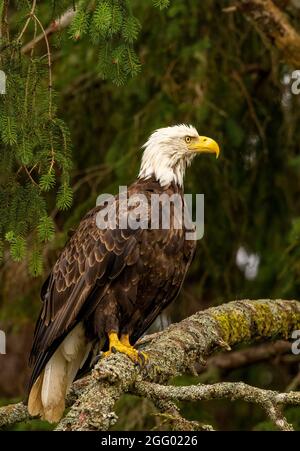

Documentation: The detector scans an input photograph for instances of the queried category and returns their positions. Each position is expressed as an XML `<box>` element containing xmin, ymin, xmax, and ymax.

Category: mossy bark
<box><xmin>1</xmin><ymin>300</ymin><xmax>299</xmax><ymax>430</ymax></box>
<box><xmin>56</xmin><ymin>299</ymin><xmax>300</xmax><ymax>431</ymax></box>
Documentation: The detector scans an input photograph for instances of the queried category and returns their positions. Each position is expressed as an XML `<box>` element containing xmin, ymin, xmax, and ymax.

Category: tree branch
<box><xmin>0</xmin><ymin>402</ymin><xmax>29</xmax><ymax>429</ymax></box>
<box><xmin>56</xmin><ymin>299</ymin><xmax>300</xmax><ymax>431</ymax></box>
<box><xmin>151</xmin><ymin>398</ymin><xmax>214</xmax><ymax>431</ymax></box>
<box><xmin>237</xmin><ymin>0</ymin><xmax>300</xmax><ymax>66</ymax></box>
<box><xmin>0</xmin><ymin>376</ymin><xmax>89</xmax><ymax>429</ymax></box>
<box><xmin>199</xmin><ymin>339</ymin><xmax>291</xmax><ymax>373</ymax></box>
<box><xmin>1</xmin><ymin>299</ymin><xmax>299</xmax><ymax>431</ymax></box>
<box><xmin>21</xmin><ymin>9</ymin><xmax>75</xmax><ymax>54</ymax></box>
<box><xmin>134</xmin><ymin>380</ymin><xmax>299</xmax><ymax>431</ymax></box>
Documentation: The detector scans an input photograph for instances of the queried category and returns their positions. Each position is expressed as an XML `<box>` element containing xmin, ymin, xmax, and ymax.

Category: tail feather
<box><xmin>28</xmin><ymin>370</ymin><xmax>44</xmax><ymax>417</ymax></box>
<box><xmin>28</xmin><ymin>323</ymin><xmax>91</xmax><ymax>423</ymax></box>
<box><xmin>65</xmin><ymin>343</ymin><xmax>91</xmax><ymax>392</ymax></box>
<box><xmin>41</xmin><ymin>347</ymin><xmax>68</xmax><ymax>422</ymax></box>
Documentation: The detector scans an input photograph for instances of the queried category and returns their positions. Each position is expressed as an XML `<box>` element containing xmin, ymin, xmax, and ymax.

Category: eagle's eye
<box><xmin>185</xmin><ymin>136</ymin><xmax>192</xmax><ymax>144</ymax></box>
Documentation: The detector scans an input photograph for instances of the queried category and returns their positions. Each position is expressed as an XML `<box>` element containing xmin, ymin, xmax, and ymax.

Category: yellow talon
<box><xmin>103</xmin><ymin>331</ymin><xmax>148</xmax><ymax>365</ymax></box>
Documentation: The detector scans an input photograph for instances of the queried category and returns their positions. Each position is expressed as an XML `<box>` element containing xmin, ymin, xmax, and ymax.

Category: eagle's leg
<box><xmin>103</xmin><ymin>331</ymin><xmax>148</xmax><ymax>365</ymax></box>
<box><xmin>120</xmin><ymin>333</ymin><xmax>131</xmax><ymax>348</ymax></box>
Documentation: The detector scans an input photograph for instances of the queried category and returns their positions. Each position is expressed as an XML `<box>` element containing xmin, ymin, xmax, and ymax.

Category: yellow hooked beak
<box><xmin>188</xmin><ymin>136</ymin><xmax>220</xmax><ymax>158</ymax></box>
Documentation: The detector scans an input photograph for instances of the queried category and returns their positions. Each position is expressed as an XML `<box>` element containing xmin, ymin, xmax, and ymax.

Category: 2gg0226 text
<box><xmin>99</xmin><ymin>434</ymin><xmax>198</xmax><ymax>448</ymax></box>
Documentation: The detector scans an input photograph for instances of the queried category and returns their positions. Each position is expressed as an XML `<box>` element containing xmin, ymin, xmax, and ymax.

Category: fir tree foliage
<box><xmin>152</xmin><ymin>0</ymin><xmax>170</xmax><ymax>9</ymax></box>
<box><xmin>0</xmin><ymin>0</ymin><xmax>169</xmax><ymax>274</ymax></box>
<box><xmin>0</xmin><ymin>3</ymin><xmax>73</xmax><ymax>274</ymax></box>
<box><xmin>69</xmin><ymin>0</ymin><xmax>165</xmax><ymax>85</ymax></box>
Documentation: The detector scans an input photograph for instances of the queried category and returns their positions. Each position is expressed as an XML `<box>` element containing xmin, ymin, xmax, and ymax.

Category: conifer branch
<box><xmin>17</xmin><ymin>0</ymin><xmax>37</xmax><ymax>43</ymax></box>
<box><xmin>21</xmin><ymin>9</ymin><xmax>76</xmax><ymax>54</ymax></box>
<box><xmin>31</xmin><ymin>14</ymin><xmax>53</xmax><ymax>118</ymax></box>
<box><xmin>23</xmin><ymin>165</ymin><xmax>38</xmax><ymax>186</ymax></box>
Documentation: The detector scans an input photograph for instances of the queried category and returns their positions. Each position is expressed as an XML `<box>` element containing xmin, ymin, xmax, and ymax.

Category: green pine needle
<box><xmin>153</xmin><ymin>0</ymin><xmax>170</xmax><ymax>9</ymax></box>
<box><xmin>122</xmin><ymin>16</ymin><xmax>141</xmax><ymax>44</ymax></box>
<box><xmin>37</xmin><ymin>216</ymin><xmax>55</xmax><ymax>242</ymax></box>
<box><xmin>0</xmin><ymin>116</ymin><xmax>18</xmax><ymax>146</ymax></box>
<box><xmin>6</xmin><ymin>233</ymin><xmax>27</xmax><ymax>262</ymax></box>
<box><xmin>69</xmin><ymin>8</ymin><xmax>90</xmax><ymax>40</ymax></box>
<box><xmin>91</xmin><ymin>1</ymin><xmax>112</xmax><ymax>38</ymax></box>
<box><xmin>56</xmin><ymin>183</ymin><xmax>73</xmax><ymax>210</ymax></box>
<box><xmin>29</xmin><ymin>247</ymin><xmax>43</xmax><ymax>276</ymax></box>
<box><xmin>39</xmin><ymin>171</ymin><xmax>56</xmax><ymax>192</ymax></box>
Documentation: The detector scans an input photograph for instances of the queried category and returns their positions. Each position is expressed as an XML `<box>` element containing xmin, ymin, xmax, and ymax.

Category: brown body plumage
<box><xmin>28</xmin><ymin>178</ymin><xmax>196</xmax><ymax>421</ymax></box>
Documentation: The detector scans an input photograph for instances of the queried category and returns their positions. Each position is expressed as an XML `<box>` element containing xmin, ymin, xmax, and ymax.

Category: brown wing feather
<box><xmin>130</xmin><ymin>228</ymin><xmax>196</xmax><ymax>344</ymax></box>
<box><xmin>29</xmin><ymin>203</ymin><xmax>141</xmax><ymax>390</ymax></box>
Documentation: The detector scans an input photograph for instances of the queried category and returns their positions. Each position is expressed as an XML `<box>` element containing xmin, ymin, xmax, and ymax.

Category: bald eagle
<box><xmin>28</xmin><ymin>124</ymin><xmax>219</xmax><ymax>422</ymax></box>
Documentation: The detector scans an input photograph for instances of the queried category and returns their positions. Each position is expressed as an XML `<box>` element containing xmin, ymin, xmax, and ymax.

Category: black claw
<box><xmin>111</xmin><ymin>346</ymin><xmax>117</xmax><ymax>354</ymax></box>
<box><xmin>138</xmin><ymin>352</ymin><xmax>145</xmax><ymax>366</ymax></box>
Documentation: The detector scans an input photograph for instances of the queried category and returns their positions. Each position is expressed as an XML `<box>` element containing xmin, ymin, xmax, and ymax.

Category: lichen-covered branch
<box><xmin>151</xmin><ymin>398</ymin><xmax>214</xmax><ymax>431</ymax></box>
<box><xmin>0</xmin><ymin>402</ymin><xmax>29</xmax><ymax>429</ymax></box>
<box><xmin>0</xmin><ymin>376</ymin><xmax>89</xmax><ymax>429</ymax></box>
<box><xmin>237</xmin><ymin>0</ymin><xmax>300</xmax><ymax>66</ymax></box>
<box><xmin>134</xmin><ymin>380</ymin><xmax>299</xmax><ymax>431</ymax></box>
<box><xmin>1</xmin><ymin>299</ymin><xmax>299</xmax><ymax>431</ymax></box>
<box><xmin>56</xmin><ymin>299</ymin><xmax>300</xmax><ymax>431</ymax></box>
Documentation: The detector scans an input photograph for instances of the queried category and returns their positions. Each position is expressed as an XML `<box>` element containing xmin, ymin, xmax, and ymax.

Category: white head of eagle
<box><xmin>138</xmin><ymin>124</ymin><xmax>220</xmax><ymax>187</ymax></box>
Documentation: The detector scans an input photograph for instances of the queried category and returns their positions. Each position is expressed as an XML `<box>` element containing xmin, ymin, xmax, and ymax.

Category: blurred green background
<box><xmin>0</xmin><ymin>0</ymin><xmax>300</xmax><ymax>430</ymax></box>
